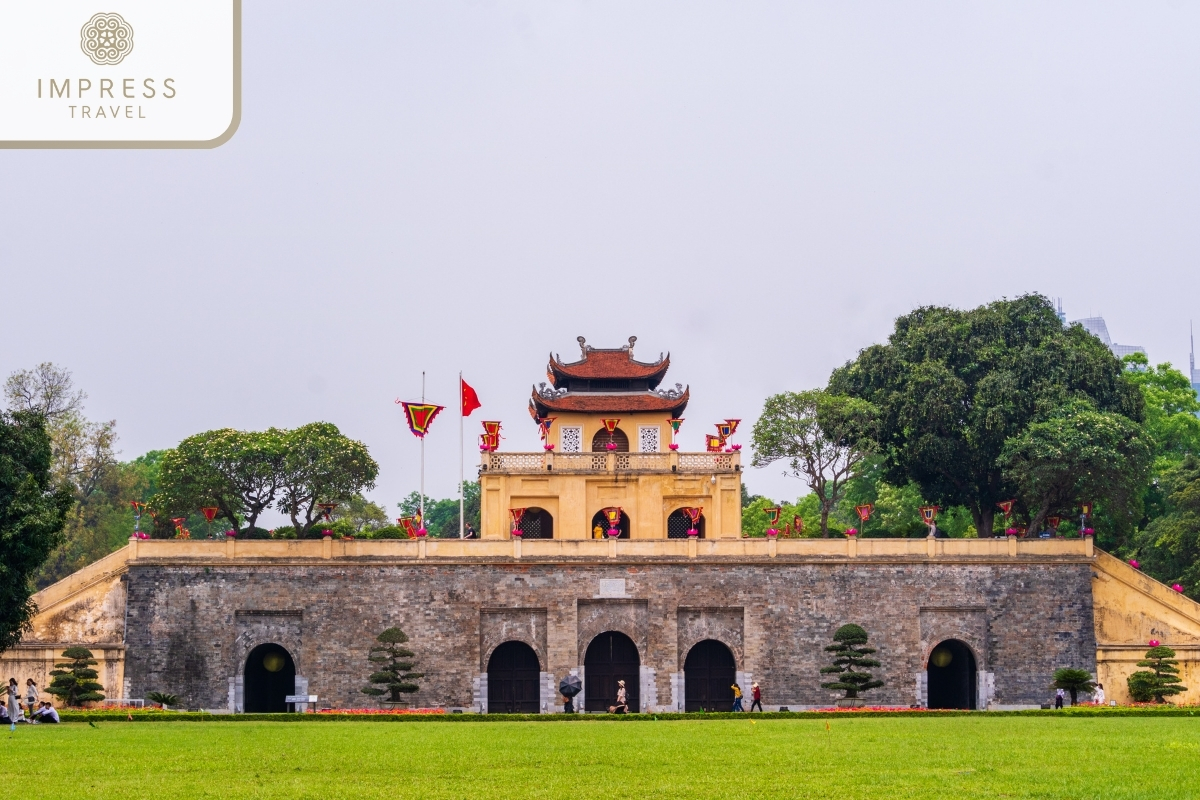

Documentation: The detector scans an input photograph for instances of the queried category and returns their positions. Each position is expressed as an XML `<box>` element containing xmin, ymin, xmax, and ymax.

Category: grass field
<box><xmin>1</xmin><ymin>716</ymin><xmax>1197</xmax><ymax>799</ymax></box>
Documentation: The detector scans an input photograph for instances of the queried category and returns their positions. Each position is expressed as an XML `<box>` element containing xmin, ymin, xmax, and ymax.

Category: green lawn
<box><xmin>1</xmin><ymin>716</ymin><xmax>1196</xmax><ymax>799</ymax></box>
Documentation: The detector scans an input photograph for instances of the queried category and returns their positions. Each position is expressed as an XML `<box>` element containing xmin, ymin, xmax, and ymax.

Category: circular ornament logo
<box><xmin>80</xmin><ymin>13</ymin><xmax>134</xmax><ymax>65</ymax></box>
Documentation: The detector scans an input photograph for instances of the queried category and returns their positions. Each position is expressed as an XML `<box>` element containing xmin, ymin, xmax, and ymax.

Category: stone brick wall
<box><xmin>123</xmin><ymin>558</ymin><xmax>1095</xmax><ymax>711</ymax></box>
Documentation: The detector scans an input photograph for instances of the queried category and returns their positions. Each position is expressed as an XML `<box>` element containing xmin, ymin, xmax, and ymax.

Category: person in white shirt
<box><xmin>31</xmin><ymin>702</ymin><xmax>59</xmax><ymax>723</ymax></box>
<box><xmin>1093</xmin><ymin>683</ymin><xmax>1105</xmax><ymax>705</ymax></box>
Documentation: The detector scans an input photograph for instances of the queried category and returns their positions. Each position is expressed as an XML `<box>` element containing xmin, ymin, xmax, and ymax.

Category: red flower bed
<box><xmin>315</xmin><ymin>708</ymin><xmax>447</xmax><ymax>715</ymax></box>
<box><xmin>816</xmin><ymin>706</ymin><xmax>936</xmax><ymax>712</ymax></box>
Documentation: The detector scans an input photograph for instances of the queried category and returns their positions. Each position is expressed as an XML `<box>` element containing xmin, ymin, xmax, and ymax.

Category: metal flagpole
<box><xmin>459</xmin><ymin>371</ymin><xmax>465</xmax><ymax>539</ymax></box>
<box><xmin>420</xmin><ymin>371</ymin><xmax>425</xmax><ymax>526</ymax></box>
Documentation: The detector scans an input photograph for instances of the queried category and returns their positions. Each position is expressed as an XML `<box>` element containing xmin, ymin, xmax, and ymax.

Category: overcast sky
<box><xmin>3</xmin><ymin>1</ymin><xmax>1198</xmax><ymax>520</ymax></box>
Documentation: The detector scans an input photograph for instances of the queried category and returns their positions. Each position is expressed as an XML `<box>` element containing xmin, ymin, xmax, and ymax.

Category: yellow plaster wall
<box><xmin>479</xmin><ymin>469</ymin><xmax>741</xmax><ymax>539</ymax></box>
<box><xmin>1092</xmin><ymin>550</ymin><xmax>1200</xmax><ymax>705</ymax></box>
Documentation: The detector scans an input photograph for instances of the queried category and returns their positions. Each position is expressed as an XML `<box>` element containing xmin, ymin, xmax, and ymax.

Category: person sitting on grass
<box><xmin>608</xmin><ymin>680</ymin><xmax>629</xmax><ymax>714</ymax></box>
<box><xmin>30</xmin><ymin>702</ymin><xmax>59</xmax><ymax>724</ymax></box>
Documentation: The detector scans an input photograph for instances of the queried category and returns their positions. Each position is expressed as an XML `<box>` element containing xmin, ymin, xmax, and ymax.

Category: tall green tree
<box><xmin>0</xmin><ymin>411</ymin><xmax>73</xmax><ymax>653</ymax></box>
<box><xmin>998</xmin><ymin>399</ymin><xmax>1152</xmax><ymax>536</ymax></box>
<box><xmin>750</xmin><ymin>390</ymin><xmax>877</xmax><ymax>537</ymax></box>
<box><xmin>276</xmin><ymin>423</ymin><xmax>379</xmax><ymax>537</ymax></box>
<box><xmin>829</xmin><ymin>295</ymin><xmax>1143</xmax><ymax>537</ymax></box>
<box><xmin>1121</xmin><ymin>353</ymin><xmax>1200</xmax><ymax>465</ymax></box>
<box><xmin>1130</xmin><ymin>456</ymin><xmax>1200</xmax><ymax>597</ymax></box>
<box><xmin>152</xmin><ymin>428</ymin><xmax>288</xmax><ymax>535</ymax></box>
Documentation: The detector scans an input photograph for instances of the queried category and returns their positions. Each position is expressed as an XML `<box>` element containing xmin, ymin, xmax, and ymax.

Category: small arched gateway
<box><xmin>684</xmin><ymin>639</ymin><xmax>735</xmax><ymax>711</ymax></box>
<box><xmin>584</xmin><ymin>631</ymin><xmax>640</xmax><ymax>712</ymax></box>
<box><xmin>667</xmin><ymin>509</ymin><xmax>705</xmax><ymax>539</ymax></box>
<box><xmin>591</xmin><ymin>509</ymin><xmax>630</xmax><ymax>539</ymax></box>
<box><xmin>487</xmin><ymin>641</ymin><xmax>541</xmax><ymax>713</ymax></box>
<box><xmin>927</xmin><ymin>639</ymin><xmax>977</xmax><ymax>710</ymax></box>
<box><xmin>244</xmin><ymin>643</ymin><xmax>296</xmax><ymax>713</ymax></box>
<box><xmin>591</xmin><ymin>427</ymin><xmax>630</xmax><ymax>452</ymax></box>
<box><xmin>516</xmin><ymin>507</ymin><xmax>554</xmax><ymax>539</ymax></box>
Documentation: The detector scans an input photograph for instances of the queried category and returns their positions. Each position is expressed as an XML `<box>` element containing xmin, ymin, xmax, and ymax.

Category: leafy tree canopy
<box><xmin>361</xmin><ymin>627</ymin><xmax>423</xmax><ymax>703</ymax></box>
<box><xmin>999</xmin><ymin>399</ymin><xmax>1152</xmax><ymax>537</ymax></box>
<box><xmin>820</xmin><ymin>623</ymin><xmax>884</xmax><ymax>699</ymax></box>
<box><xmin>45</xmin><ymin>646</ymin><xmax>105</xmax><ymax>706</ymax></box>
<box><xmin>829</xmin><ymin>294</ymin><xmax>1143</xmax><ymax>537</ymax></box>
<box><xmin>1050</xmin><ymin>667</ymin><xmax>1096</xmax><ymax>705</ymax></box>
<box><xmin>1127</xmin><ymin>644</ymin><xmax>1187</xmax><ymax>703</ymax></box>
<box><xmin>750</xmin><ymin>389</ymin><xmax>877</xmax><ymax>537</ymax></box>
<box><xmin>0</xmin><ymin>411</ymin><xmax>73</xmax><ymax>653</ymax></box>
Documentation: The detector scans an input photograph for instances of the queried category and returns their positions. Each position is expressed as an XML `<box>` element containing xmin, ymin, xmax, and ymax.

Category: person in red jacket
<box><xmin>750</xmin><ymin>682</ymin><xmax>763</xmax><ymax>712</ymax></box>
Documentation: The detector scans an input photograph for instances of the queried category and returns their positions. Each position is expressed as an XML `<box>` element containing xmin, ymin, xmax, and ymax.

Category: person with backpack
<box><xmin>731</xmin><ymin>682</ymin><xmax>744</xmax><ymax>712</ymax></box>
<box><xmin>750</xmin><ymin>682</ymin><xmax>763</xmax><ymax>712</ymax></box>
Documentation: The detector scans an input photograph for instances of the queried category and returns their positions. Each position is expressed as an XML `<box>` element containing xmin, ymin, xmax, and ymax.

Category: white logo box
<box><xmin>0</xmin><ymin>0</ymin><xmax>240</xmax><ymax>148</ymax></box>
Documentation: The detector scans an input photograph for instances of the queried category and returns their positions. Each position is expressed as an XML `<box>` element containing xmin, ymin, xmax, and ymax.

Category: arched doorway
<box><xmin>591</xmin><ymin>509</ymin><xmax>630</xmax><ymax>539</ymax></box>
<box><xmin>667</xmin><ymin>509</ymin><xmax>705</xmax><ymax>539</ymax></box>
<box><xmin>591</xmin><ymin>427</ymin><xmax>630</xmax><ymax>452</ymax></box>
<box><xmin>517</xmin><ymin>508</ymin><xmax>554</xmax><ymax>539</ymax></box>
<box><xmin>927</xmin><ymin>639</ymin><xmax>977</xmax><ymax>710</ymax></box>
<box><xmin>244</xmin><ymin>643</ymin><xmax>296</xmax><ymax>713</ymax></box>
<box><xmin>584</xmin><ymin>631</ymin><xmax>640</xmax><ymax>712</ymax></box>
<box><xmin>487</xmin><ymin>641</ymin><xmax>541</xmax><ymax>713</ymax></box>
<box><xmin>684</xmin><ymin>639</ymin><xmax>735</xmax><ymax>712</ymax></box>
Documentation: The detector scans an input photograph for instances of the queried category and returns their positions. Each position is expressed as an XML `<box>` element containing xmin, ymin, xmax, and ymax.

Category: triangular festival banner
<box><xmin>398</xmin><ymin>401</ymin><xmax>445</xmax><ymax>438</ymax></box>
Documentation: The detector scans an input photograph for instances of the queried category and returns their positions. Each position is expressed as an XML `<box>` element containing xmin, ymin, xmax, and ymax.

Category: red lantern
<box><xmin>510</xmin><ymin>508</ymin><xmax>527</xmax><ymax>537</ymax></box>
<box><xmin>200</xmin><ymin>507</ymin><xmax>219</xmax><ymax>523</ymax></box>
<box><xmin>854</xmin><ymin>504</ymin><xmax>874</xmax><ymax>523</ymax></box>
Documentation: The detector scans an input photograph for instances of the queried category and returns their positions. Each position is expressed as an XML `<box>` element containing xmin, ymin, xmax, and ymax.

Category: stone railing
<box><xmin>124</xmin><ymin>535</ymin><xmax>1091</xmax><ymax>563</ymax></box>
<box><xmin>481</xmin><ymin>450</ymin><xmax>740</xmax><ymax>474</ymax></box>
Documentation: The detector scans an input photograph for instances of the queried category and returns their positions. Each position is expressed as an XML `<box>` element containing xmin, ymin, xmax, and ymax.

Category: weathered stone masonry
<box><xmin>122</xmin><ymin>555</ymin><xmax>1096</xmax><ymax>711</ymax></box>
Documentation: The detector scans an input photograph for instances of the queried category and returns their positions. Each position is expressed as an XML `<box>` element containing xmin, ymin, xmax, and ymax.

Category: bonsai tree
<box><xmin>1127</xmin><ymin>644</ymin><xmax>1187</xmax><ymax>703</ymax></box>
<box><xmin>361</xmin><ymin>627</ymin><xmax>424</xmax><ymax>704</ymax></box>
<box><xmin>820</xmin><ymin>623</ymin><xmax>884</xmax><ymax>700</ymax></box>
<box><xmin>44</xmin><ymin>647</ymin><xmax>105</xmax><ymax>706</ymax></box>
<box><xmin>1050</xmin><ymin>668</ymin><xmax>1096</xmax><ymax>705</ymax></box>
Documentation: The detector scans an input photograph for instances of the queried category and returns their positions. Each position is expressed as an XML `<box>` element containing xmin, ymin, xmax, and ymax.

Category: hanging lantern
<box><xmin>509</xmin><ymin>508</ymin><xmax>527</xmax><ymax>537</ymax></box>
<box><xmin>794</xmin><ymin>515</ymin><xmax>803</xmax><ymax>535</ymax></box>
<box><xmin>705</xmin><ymin>435</ymin><xmax>724</xmax><ymax>452</ymax></box>
<box><xmin>1047</xmin><ymin>516</ymin><xmax>1061</xmax><ymax>531</ymax></box>
<box><xmin>398</xmin><ymin>517</ymin><xmax>418</xmax><ymax>538</ymax></box>
<box><xmin>200</xmin><ymin>507</ymin><xmax>219</xmax><ymax>523</ymax></box>
<box><xmin>603</xmin><ymin>507</ymin><xmax>623</xmax><ymax>537</ymax></box>
<box><xmin>1081</xmin><ymin>502</ymin><xmax>1093</xmax><ymax>517</ymax></box>
<box><xmin>854</xmin><ymin>504</ymin><xmax>874</xmax><ymax>523</ymax></box>
<box><xmin>764</xmin><ymin>505</ymin><xmax>781</xmax><ymax>537</ymax></box>
<box><xmin>918</xmin><ymin>506</ymin><xmax>939</xmax><ymax>526</ymax></box>
<box><xmin>317</xmin><ymin>503</ymin><xmax>339</xmax><ymax>522</ymax></box>
<box><xmin>667</xmin><ymin>418</ymin><xmax>684</xmax><ymax>451</ymax></box>
<box><xmin>996</xmin><ymin>500</ymin><xmax>1015</xmax><ymax>518</ymax></box>
<box><xmin>681</xmin><ymin>506</ymin><xmax>702</xmax><ymax>537</ymax></box>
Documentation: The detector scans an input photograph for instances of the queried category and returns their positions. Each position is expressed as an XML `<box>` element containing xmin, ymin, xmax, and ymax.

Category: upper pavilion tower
<box><xmin>478</xmin><ymin>336</ymin><xmax>742</xmax><ymax>540</ymax></box>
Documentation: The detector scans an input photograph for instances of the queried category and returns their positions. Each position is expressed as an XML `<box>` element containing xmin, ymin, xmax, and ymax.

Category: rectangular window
<box><xmin>560</xmin><ymin>426</ymin><xmax>583</xmax><ymax>453</ymax></box>
<box><xmin>638</xmin><ymin>426</ymin><xmax>660</xmax><ymax>453</ymax></box>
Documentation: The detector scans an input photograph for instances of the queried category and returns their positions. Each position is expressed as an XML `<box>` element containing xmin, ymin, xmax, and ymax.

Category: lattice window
<box><xmin>560</xmin><ymin>426</ymin><xmax>583</xmax><ymax>453</ymax></box>
<box><xmin>638</xmin><ymin>426</ymin><xmax>660</xmax><ymax>453</ymax></box>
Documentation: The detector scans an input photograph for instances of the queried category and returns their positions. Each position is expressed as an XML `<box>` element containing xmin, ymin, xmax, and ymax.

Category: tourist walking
<box><xmin>24</xmin><ymin>679</ymin><xmax>38</xmax><ymax>719</ymax></box>
<box><xmin>731</xmin><ymin>682</ymin><xmax>744</xmax><ymax>712</ymax></box>
<box><xmin>610</xmin><ymin>680</ymin><xmax>629</xmax><ymax>714</ymax></box>
<box><xmin>6</xmin><ymin>678</ymin><xmax>20</xmax><ymax>729</ymax></box>
<box><xmin>1094</xmin><ymin>683</ymin><xmax>1105</xmax><ymax>705</ymax></box>
<box><xmin>750</xmin><ymin>682</ymin><xmax>763</xmax><ymax>712</ymax></box>
<box><xmin>1055</xmin><ymin>688</ymin><xmax>1065</xmax><ymax>709</ymax></box>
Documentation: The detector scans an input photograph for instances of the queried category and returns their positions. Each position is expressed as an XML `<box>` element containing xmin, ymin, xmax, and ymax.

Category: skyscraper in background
<box><xmin>1069</xmin><ymin>315</ymin><xmax>1147</xmax><ymax>359</ymax></box>
<box><xmin>1191</xmin><ymin>324</ymin><xmax>1200</xmax><ymax>415</ymax></box>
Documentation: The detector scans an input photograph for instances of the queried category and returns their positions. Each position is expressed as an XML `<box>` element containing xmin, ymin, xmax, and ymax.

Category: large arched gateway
<box><xmin>927</xmin><ymin>639</ymin><xmax>977</xmax><ymax>709</ymax></box>
<box><xmin>584</xmin><ymin>631</ymin><xmax>640</xmax><ymax>712</ymax></box>
<box><xmin>684</xmin><ymin>639</ymin><xmax>735</xmax><ymax>712</ymax></box>
<box><xmin>487</xmin><ymin>641</ymin><xmax>541</xmax><ymax>713</ymax></box>
<box><xmin>244</xmin><ymin>643</ymin><xmax>296</xmax><ymax>713</ymax></box>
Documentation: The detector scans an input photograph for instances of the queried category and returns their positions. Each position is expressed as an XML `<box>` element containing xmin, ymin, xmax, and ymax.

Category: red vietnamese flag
<box><xmin>461</xmin><ymin>378</ymin><xmax>482</xmax><ymax>417</ymax></box>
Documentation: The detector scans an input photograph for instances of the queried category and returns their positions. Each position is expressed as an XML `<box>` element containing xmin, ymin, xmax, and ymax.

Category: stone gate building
<box><xmin>5</xmin><ymin>338</ymin><xmax>1200</xmax><ymax>713</ymax></box>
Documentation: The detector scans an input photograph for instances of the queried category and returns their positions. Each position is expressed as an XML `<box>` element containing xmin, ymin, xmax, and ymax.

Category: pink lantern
<box><xmin>1149</xmin><ymin>639</ymin><xmax>1160</xmax><ymax>647</ymax></box>
<box><xmin>1129</xmin><ymin>559</ymin><xmax>1140</xmax><ymax>569</ymax></box>
<box><xmin>416</xmin><ymin>527</ymin><xmax>428</xmax><ymax>537</ymax></box>
<box><xmin>225</xmin><ymin>529</ymin><xmax>237</xmax><ymax>538</ymax></box>
<box><xmin>845</xmin><ymin>528</ymin><xmax>858</xmax><ymax>537</ymax></box>
<box><xmin>1005</xmin><ymin>528</ymin><xmax>1018</xmax><ymax>537</ymax></box>
<box><xmin>321</xmin><ymin>529</ymin><xmax>333</xmax><ymax>537</ymax></box>
<box><xmin>1172</xmin><ymin>584</ymin><xmax>1184</xmax><ymax>593</ymax></box>
<box><xmin>668</xmin><ymin>443</ymin><xmax>679</xmax><ymax>451</ymax></box>
<box><xmin>1082</xmin><ymin>528</ymin><xmax>1095</xmax><ymax>537</ymax></box>
<box><xmin>766</xmin><ymin>528</ymin><xmax>779</xmax><ymax>537</ymax></box>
